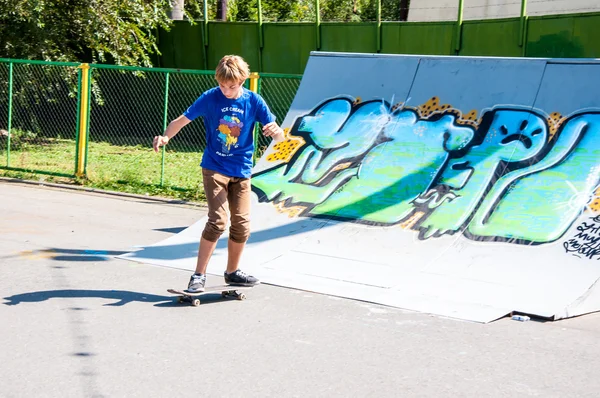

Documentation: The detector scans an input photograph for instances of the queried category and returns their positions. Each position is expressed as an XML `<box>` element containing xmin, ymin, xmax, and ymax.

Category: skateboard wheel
<box><xmin>238</xmin><ymin>293</ymin><xmax>246</xmax><ymax>301</ymax></box>
<box><xmin>192</xmin><ymin>298</ymin><xmax>201</xmax><ymax>307</ymax></box>
<box><xmin>221</xmin><ymin>291</ymin><xmax>228</xmax><ymax>298</ymax></box>
<box><xmin>177</xmin><ymin>296</ymin><xmax>185</xmax><ymax>304</ymax></box>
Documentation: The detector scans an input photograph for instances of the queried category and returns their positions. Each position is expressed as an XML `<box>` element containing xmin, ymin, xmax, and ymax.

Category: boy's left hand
<box><xmin>262</xmin><ymin>122</ymin><xmax>284</xmax><ymax>142</ymax></box>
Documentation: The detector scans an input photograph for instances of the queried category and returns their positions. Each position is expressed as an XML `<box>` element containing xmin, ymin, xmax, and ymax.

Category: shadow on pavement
<box><xmin>153</xmin><ymin>227</ymin><xmax>187</xmax><ymax>234</ymax></box>
<box><xmin>4</xmin><ymin>248</ymin><xmax>129</xmax><ymax>262</ymax></box>
<box><xmin>3</xmin><ymin>289</ymin><xmax>247</xmax><ymax>307</ymax></box>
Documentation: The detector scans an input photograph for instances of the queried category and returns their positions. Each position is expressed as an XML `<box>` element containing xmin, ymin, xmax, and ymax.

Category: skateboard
<box><xmin>167</xmin><ymin>285</ymin><xmax>254</xmax><ymax>307</ymax></box>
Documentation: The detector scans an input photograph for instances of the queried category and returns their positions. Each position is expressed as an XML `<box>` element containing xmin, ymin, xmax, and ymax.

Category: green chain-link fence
<box><xmin>0</xmin><ymin>63</ymin><xmax>9</xmax><ymax>154</ymax></box>
<box><xmin>257</xmin><ymin>73</ymin><xmax>302</xmax><ymax>155</ymax></box>
<box><xmin>0</xmin><ymin>60</ymin><xmax>81</xmax><ymax>177</ymax></box>
<box><xmin>0</xmin><ymin>58</ymin><xmax>302</xmax><ymax>197</ymax></box>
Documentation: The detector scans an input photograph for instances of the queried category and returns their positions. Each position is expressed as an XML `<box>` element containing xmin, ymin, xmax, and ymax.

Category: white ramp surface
<box><xmin>121</xmin><ymin>53</ymin><xmax>600</xmax><ymax>323</ymax></box>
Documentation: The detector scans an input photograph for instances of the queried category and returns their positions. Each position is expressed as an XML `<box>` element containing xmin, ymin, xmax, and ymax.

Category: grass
<box><xmin>0</xmin><ymin>137</ymin><xmax>207</xmax><ymax>203</ymax></box>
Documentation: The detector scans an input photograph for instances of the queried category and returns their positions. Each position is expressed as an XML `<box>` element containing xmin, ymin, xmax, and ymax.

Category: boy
<box><xmin>153</xmin><ymin>55</ymin><xmax>284</xmax><ymax>292</ymax></box>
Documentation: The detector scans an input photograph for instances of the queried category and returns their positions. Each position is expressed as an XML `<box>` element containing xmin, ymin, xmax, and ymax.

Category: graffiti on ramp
<box><xmin>252</xmin><ymin>96</ymin><xmax>600</xmax><ymax>246</ymax></box>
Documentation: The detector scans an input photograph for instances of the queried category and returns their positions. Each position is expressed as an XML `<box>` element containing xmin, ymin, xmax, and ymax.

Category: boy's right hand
<box><xmin>153</xmin><ymin>135</ymin><xmax>169</xmax><ymax>152</ymax></box>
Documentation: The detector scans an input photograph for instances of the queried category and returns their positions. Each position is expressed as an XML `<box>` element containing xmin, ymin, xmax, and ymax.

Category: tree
<box><xmin>230</xmin><ymin>0</ymin><xmax>314</xmax><ymax>22</ymax></box>
<box><xmin>0</xmin><ymin>0</ymin><xmax>412</xmax><ymax>67</ymax></box>
<box><xmin>170</xmin><ymin>0</ymin><xmax>186</xmax><ymax>20</ymax></box>
<box><xmin>185</xmin><ymin>0</ymin><xmax>405</xmax><ymax>23</ymax></box>
<box><xmin>262</xmin><ymin>0</ymin><xmax>314</xmax><ymax>22</ymax></box>
<box><xmin>320</xmin><ymin>0</ymin><xmax>362</xmax><ymax>22</ymax></box>
<box><xmin>399</xmin><ymin>0</ymin><xmax>410</xmax><ymax>21</ymax></box>
<box><xmin>234</xmin><ymin>0</ymin><xmax>257</xmax><ymax>21</ymax></box>
<box><xmin>217</xmin><ymin>0</ymin><xmax>228</xmax><ymax>20</ymax></box>
<box><xmin>352</xmin><ymin>0</ymin><xmax>411</xmax><ymax>22</ymax></box>
<box><xmin>0</xmin><ymin>0</ymin><xmax>186</xmax><ymax>67</ymax></box>
<box><xmin>185</xmin><ymin>0</ymin><xmax>239</xmax><ymax>21</ymax></box>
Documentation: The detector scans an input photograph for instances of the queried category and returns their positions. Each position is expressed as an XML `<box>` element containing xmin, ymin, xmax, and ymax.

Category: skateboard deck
<box><xmin>167</xmin><ymin>285</ymin><xmax>254</xmax><ymax>306</ymax></box>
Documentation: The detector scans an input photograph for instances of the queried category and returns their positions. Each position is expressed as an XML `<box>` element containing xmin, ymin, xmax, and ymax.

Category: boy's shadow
<box><xmin>3</xmin><ymin>289</ymin><xmax>233</xmax><ymax>307</ymax></box>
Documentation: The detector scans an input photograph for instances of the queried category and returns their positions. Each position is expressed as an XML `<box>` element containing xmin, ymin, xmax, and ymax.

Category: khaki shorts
<box><xmin>201</xmin><ymin>168</ymin><xmax>251</xmax><ymax>243</ymax></box>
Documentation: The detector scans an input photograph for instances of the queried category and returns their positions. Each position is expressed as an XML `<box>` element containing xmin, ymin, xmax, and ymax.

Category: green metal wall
<box><xmin>262</xmin><ymin>23</ymin><xmax>316</xmax><ymax>74</ymax></box>
<box><xmin>207</xmin><ymin>22</ymin><xmax>261</xmax><ymax>70</ymax></box>
<box><xmin>320</xmin><ymin>23</ymin><xmax>378</xmax><ymax>53</ymax></box>
<box><xmin>460</xmin><ymin>18</ymin><xmax>522</xmax><ymax>57</ymax></box>
<box><xmin>381</xmin><ymin>22</ymin><xmax>455</xmax><ymax>55</ymax></box>
<box><xmin>157</xmin><ymin>12</ymin><xmax>600</xmax><ymax>75</ymax></box>
<box><xmin>158</xmin><ymin>22</ymin><xmax>205</xmax><ymax>70</ymax></box>
<box><xmin>527</xmin><ymin>13</ymin><xmax>600</xmax><ymax>58</ymax></box>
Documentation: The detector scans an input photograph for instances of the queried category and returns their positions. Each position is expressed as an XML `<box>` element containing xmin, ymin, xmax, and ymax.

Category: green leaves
<box><xmin>0</xmin><ymin>0</ymin><xmax>177</xmax><ymax>67</ymax></box>
<box><xmin>186</xmin><ymin>0</ymin><xmax>408</xmax><ymax>23</ymax></box>
<box><xmin>0</xmin><ymin>0</ymin><xmax>410</xmax><ymax>66</ymax></box>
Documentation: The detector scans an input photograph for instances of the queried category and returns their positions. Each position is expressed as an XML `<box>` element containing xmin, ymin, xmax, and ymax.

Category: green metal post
<box><xmin>6</xmin><ymin>62</ymin><xmax>13</xmax><ymax>167</ymax></box>
<box><xmin>258</xmin><ymin>0</ymin><xmax>263</xmax><ymax>48</ymax></box>
<box><xmin>519</xmin><ymin>0</ymin><xmax>528</xmax><ymax>51</ymax></box>
<box><xmin>203</xmin><ymin>0</ymin><xmax>209</xmax><ymax>69</ymax></box>
<box><xmin>74</xmin><ymin>66</ymin><xmax>83</xmax><ymax>174</ymax></box>
<box><xmin>256</xmin><ymin>77</ymin><xmax>262</xmax><ymax>160</ymax></box>
<box><xmin>257</xmin><ymin>0</ymin><xmax>264</xmax><ymax>72</ymax></box>
<box><xmin>249</xmin><ymin>73</ymin><xmax>260</xmax><ymax>165</ymax></box>
<box><xmin>377</xmin><ymin>0</ymin><xmax>382</xmax><ymax>52</ymax></box>
<box><xmin>83</xmin><ymin>67</ymin><xmax>92</xmax><ymax>176</ymax></box>
<box><xmin>257</xmin><ymin>76</ymin><xmax>262</xmax><ymax>94</ymax></box>
<box><xmin>520</xmin><ymin>0</ymin><xmax>528</xmax><ymax>19</ymax></box>
<box><xmin>161</xmin><ymin>72</ymin><xmax>170</xmax><ymax>186</ymax></box>
<box><xmin>76</xmin><ymin>63</ymin><xmax>91</xmax><ymax>177</ymax></box>
<box><xmin>203</xmin><ymin>0</ymin><xmax>209</xmax><ymax>46</ymax></box>
<box><xmin>454</xmin><ymin>0</ymin><xmax>464</xmax><ymax>53</ymax></box>
<box><xmin>315</xmin><ymin>0</ymin><xmax>321</xmax><ymax>50</ymax></box>
<box><xmin>256</xmin><ymin>76</ymin><xmax>262</xmax><ymax>163</ymax></box>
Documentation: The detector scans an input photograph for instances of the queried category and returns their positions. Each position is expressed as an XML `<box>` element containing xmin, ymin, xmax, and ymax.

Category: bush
<box><xmin>2</xmin><ymin>128</ymin><xmax>38</xmax><ymax>150</ymax></box>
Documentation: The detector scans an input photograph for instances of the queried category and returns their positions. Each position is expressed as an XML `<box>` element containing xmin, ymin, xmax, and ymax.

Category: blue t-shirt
<box><xmin>183</xmin><ymin>87</ymin><xmax>275</xmax><ymax>178</ymax></box>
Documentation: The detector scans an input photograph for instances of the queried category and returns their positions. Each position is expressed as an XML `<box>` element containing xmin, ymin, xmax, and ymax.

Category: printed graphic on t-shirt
<box><xmin>217</xmin><ymin>115</ymin><xmax>243</xmax><ymax>151</ymax></box>
<box><xmin>217</xmin><ymin>101</ymin><xmax>244</xmax><ymax>156</ymax></box>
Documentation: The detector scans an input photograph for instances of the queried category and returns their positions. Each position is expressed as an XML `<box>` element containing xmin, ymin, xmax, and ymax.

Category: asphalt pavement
<box><xmin>2</xmin><ymin>179</ymin><xmax>600</xmax><ymax>398</ymax></box>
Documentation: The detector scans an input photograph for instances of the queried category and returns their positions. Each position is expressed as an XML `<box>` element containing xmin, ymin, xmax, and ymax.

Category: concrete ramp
<box><xmin>122</xmin><ymin>53</ymin><xmax>600</xmax><ymax>322</ymax></box>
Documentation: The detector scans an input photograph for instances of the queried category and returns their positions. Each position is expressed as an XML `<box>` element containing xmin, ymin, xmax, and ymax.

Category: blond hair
<box><xmin>215</xmin><ymin>55</ymin><xmax>250</xmax><ymax>84</ymax></box>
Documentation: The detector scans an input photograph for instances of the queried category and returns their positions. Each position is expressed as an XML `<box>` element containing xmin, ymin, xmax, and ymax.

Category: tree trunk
<box><xmin>399</xmin><ymin>0</ymin><xmax>410</xmax><ymax>21</ymax></box>
<box><xmin>169</xmin><ymin>0</ymin><xmax>185</xmax><ymax>20</ymax></box>
<box><xmin>217</xmin><ymin>0</ymin><xmax>228</xmax><ymax>21</ymax></box>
